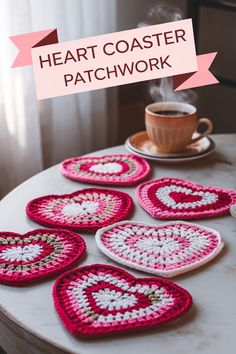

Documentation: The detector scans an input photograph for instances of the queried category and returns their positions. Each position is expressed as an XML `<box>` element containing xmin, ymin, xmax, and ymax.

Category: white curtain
<box><xmin>0</xmin><ymin>0</ymin><xmax>118</xmax><ymax>197</ymax></box>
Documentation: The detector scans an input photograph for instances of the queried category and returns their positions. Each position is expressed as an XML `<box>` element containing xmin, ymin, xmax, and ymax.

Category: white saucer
<box><xmin>125</xmin><ymin>131</ymin><xmax>215</xmax><ymax>163</ymax></box>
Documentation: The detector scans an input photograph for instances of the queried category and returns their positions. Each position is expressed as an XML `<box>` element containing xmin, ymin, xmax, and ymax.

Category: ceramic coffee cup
<box><xmin>145</xmin><ymin>102</ymin><xmax>213</xmax><ymax>153</ymax></box>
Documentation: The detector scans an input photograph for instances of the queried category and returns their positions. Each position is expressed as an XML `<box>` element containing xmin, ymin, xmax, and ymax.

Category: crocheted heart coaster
<box><xmin>136</xmin><ymin>177</ymin><xmax>236</xmax><ymax>219</ymax></box>
<box><xmin>53</xmin><ymin>264</ymin><xmax>192</xmax><ymax>337</ymax></box>
<box><xmin>61</xmin><ymin>154</ymin><xmax>150</xmax><ymax>186</ymax></box>
<box><xmin>96</xmin><ymin>221</ymin><xmax>224</xmax><ymax>277</ymax></box>
<box><xmin>26</xmin><ymin>188</ymin><xmax>133</xmax><ymax>231</ymax></box>
<box><xmin>0</xmin><ymin>229</ymin><xmax>86</xmax><ymax>286</ymax></box>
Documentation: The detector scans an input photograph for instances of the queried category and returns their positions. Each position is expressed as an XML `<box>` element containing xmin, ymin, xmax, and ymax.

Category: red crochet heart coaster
<box><xmin>61</xmin><ymin>154</ymin><xmax>150</xmax><ymax>186</ymax></box>
<box><xmin>136</xmin><ymin>177</ymin><xmax>236</xmax><ymax>219</ymax></box>
<box><xmin>26</xmin><ymin>188</ymin><xmax>133</xmax><ymax>231</ymax></box>
<box><xmin>0</xmin><ymin>229</ymin><xmax>86</xmax><ymax>286</ymax></box>
<box><xmin>53</xmin><ymin>264</ymin><xmax>192</xmax><ymax>337</ymax></box>
<box><xmin>96</xmin><ymin>221</ymin><xmax>224</xmax><ymax>277</ymax></box>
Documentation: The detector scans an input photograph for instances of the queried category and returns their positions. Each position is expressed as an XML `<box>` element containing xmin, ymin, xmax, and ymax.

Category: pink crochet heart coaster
<box><xmin>136</xmin><ymin>177</ymin><xmax>236</xmax><ymax>219</ymax></box>
<box><xmin>26</xmin><ymin>188</ymin><xmax>133</xmax><ymax>231</ymax></box>
<box><xmin>53</xmin><ymin>264</ymin><xmax>192</xmax><ymax>337</ymax></box>
<box><xmin>0</xmin><ymin>229</ymin><xmax>86</xmax><ymax>286</ymax></box>
<box><xmin>96</xmin><ymin>221</ymin><xmax>224</xmax><ymax>277</ymax></box>
<box><xmin>61</xmin><ymin>154</ymin><xmax>150</xmax><ymax>186</ymax></box>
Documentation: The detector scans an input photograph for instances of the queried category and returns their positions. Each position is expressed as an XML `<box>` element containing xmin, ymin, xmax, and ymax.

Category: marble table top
<box><xmin>0</xmin><ymin>134</ymin><xmax>236</xmax><ymax>354</ymax></box>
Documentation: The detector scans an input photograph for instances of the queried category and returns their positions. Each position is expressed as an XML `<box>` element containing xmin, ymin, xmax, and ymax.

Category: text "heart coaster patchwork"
<box><xmin>53</xmin><ymin>264</ymin><xmax>192</xmax><ymax>337</ymax></box>
<box><xmin>61</xmin><ymin>154</ymin><xmax>150</xmax><ymax>186</ymax></box>
<box><xmin>96</xmin><ymin>221</ymin><xmax>224</xmax><ymax>277</ymax></box>
<box><xmin>0</xmin><ymin>229</ymin><xmax>86</xmax><ymax>286</ymax></box>
<box><xmin>26</xmin><ymin>188</ymin><xmax>133</xmax><ymax>231</ymax></box>
<box><xmin>136</xmin><ymin>177</ymin><xmax>236</xmax><ymax>219</ymax></box>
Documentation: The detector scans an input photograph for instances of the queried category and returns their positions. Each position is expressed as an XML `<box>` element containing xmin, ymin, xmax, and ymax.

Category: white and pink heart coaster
<box><xmin>53</xmin><ymin>264</ymin><xmax>192</xmax><ymax>337</ymax></box>
<box><xmin>26</xmin><ymin>188</ymin><xmax>133</xmax><ymax>231</ymax></box>
<box><xmin>136</xmin><ymin>177</ymin><xmax>236</xmax><ymax>219</ymax></box>
<box><xmin>95</xmin><ymin>221</ymin><xmax>224</xmax><ymax>277</ymax></box>
<box><xmin>61</xmin><ymin>154</ymin><xmax>150</xmax><ymax>186</ymax></box>
<box><xmin>0</xmin><ymin>229</ymin><xmax>86</xmax><ymax>286</ymax></box>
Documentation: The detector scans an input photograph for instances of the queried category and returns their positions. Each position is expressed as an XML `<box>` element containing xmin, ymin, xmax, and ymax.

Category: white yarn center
<box><xmin>107</xmin><ymin>225</ymin><xmax>211</xmax><ymax>266</ymax></box>
<box><xmin>89</xmin><ymin>162</ymin><xmax>122</xmax><ymax>174</ymax></box>
<box><xmin>93</xmin><ymin>289</ymin><xmax>137</xmax><ymax>311</ymax></box>
<box><xmin>70</xmin><ymin>273</ymin><xmax>173</xmax><ymax>323</ymax></box>
<box><xmin>156</xmin><ymin>185</ymin><xmax>218</xmax><ymax>209</ymax></box>
<box><xmin>136</xmin><ymin>237</ymin><xmax>179</xmax><ymax>253</ymax></box>
<box><xmin>62</xmin><ymin>201</ymin><xmax>99</xmax><ymax>216</ymax></box>
<box><xmin>0</xmin><ymin>244</ymin><xmax>42</xmax><ymax>262</ymax></box>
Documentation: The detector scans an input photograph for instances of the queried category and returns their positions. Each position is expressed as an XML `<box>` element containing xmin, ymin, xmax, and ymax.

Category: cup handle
<box><xmin>189</xmin><ymin>118</ymin><xmax>213</xmax><ymax>144</ymax></box>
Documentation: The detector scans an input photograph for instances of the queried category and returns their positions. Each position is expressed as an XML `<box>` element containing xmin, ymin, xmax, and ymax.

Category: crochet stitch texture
<box><xmin>61</xmin><ymin>154</ymin><xmax>150</xmax><ymax>186</ymax></box>
<box><xmin>26</xmin><ymin>188</ymin><xmax>133</xmax><ymax>231</ymax></box>
<box><xmin>53</xmin><ymin>264</ymin><xmax>192</xmax><ymax>337</ymax></box>
<box><xmin>0</xmin><ymin>229</ymin><xmax>86</xmax><ymax>285</ymax></box>
<box><xmin>95</xmin><ymin>221</ymin><xmax>224</xmax><ymax>277</ymax></box>
<box><xmin>136</xmin><ymin>177</ymin><xmax>236</xmax><ymax>219</ymax></box>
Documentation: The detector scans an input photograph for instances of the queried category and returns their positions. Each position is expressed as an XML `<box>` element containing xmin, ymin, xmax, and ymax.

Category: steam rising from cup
<box><xmin>139</xmin><ymin>2</ymin><xmax>197</xmax><ymax>104</ymax></box>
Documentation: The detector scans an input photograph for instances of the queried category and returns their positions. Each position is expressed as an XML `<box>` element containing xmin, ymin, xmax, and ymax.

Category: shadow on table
<box><xmin>0</xmin><ymin>347</ymin><xmax>6</xmax><ymax>354</ymax></box>
<box><xmin>149</xmin><ymin>151</ymin><xmax>234</xmax><ymax>171</ymax></box>
<box><xmin>77</xmin><ymin>304</ymin><xmax>198</xmax><ymax>344</ymax></box>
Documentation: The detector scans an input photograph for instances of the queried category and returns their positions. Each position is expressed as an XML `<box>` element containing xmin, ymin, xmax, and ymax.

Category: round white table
<box><xmin>0</xmin><ymin>135</ymin><xmax>236</xmax><ymax>354</ymax></box>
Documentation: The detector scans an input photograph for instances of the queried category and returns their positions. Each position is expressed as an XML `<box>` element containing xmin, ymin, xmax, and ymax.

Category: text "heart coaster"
<box><xmin>96</xmin><ymin>221</ymin><xmax>224</xmax><ymax>277</ymax></box>
<box><xmin>26</xmin><ymin>188</ymin><xmax>133</xmax><ymax>231</ymax></box>
<box><xmin>53</xmin><ymin>264</ymin><xmax>192</xmax><ymax>337</ymax></box>
<box><xmin>136</xmin><ymin>177</ymin><xmax>236</xmax><ymax>219</ymax></box>
<box><xmin>0</xmin><ymin>229</ymin><xmax>86</xmax><ymax>286</ymax></box>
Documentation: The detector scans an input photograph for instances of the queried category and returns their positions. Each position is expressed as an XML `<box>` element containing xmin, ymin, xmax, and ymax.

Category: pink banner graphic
<box><xmin>10</xmin><ymin>20</ymin><xmax>218</xmax><ymax>99</ymax></box>
<box><xmin>10</xmin><ymin>29</ymin><xmax>58</xmax><ymax>68</ymax></box>
<box><xmin>173</xmin><ymin>52</ymin><xmax>218</xmax><ymax>90</ymax></box>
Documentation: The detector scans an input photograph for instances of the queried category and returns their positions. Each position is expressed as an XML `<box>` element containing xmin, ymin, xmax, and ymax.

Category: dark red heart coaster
<box><xmin>53</xmin><ymin>264</ymin><xmax>192</xmax><ymax>337</ymax></box>
<box><xmin>61</xmin><ymin>154</ymin><xmax>150</xmax><ymax>186</ymax></box>
<box><xmin>26</xmin><ymin>188</ymin><xmax>133</xmax><ymax>231</ymax></box>
<box><xmin>0</xmin><ymin>229</ymin><xmax>86</xmax><ymax>286</ymax></box>
<box><xmin>136</xmin><ymin>177</ymin><xmax>236</xmax><ymax>219</ymax></box>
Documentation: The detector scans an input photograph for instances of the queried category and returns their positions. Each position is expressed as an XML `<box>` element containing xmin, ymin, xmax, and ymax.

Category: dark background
<box><xmin>116</xmin><ymin>0</ymin><xmax>236</xmax><ymax>143</ymax></box>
